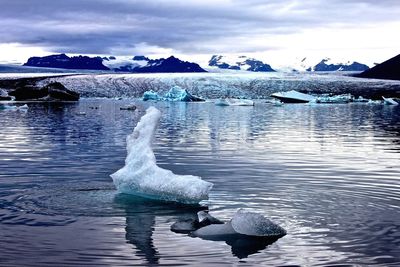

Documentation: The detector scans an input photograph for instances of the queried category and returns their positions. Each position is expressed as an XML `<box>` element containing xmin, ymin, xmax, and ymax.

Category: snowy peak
<box><xmin>24</xmin><ymin>54</ymin><xmax>206</xmax><ymax>73</ymax></box>
<box><xmin>24</xmin><ymin>54</ymin><xmax>109</xmax><ymax>70</ymax></box>
<box><xmin>300</xmin><ymin>57</ymin><xmax>369</xmax><ymax>72</ymax></box>
<box><xmin>110</xmin><ymin>55</ymin><xmax>206</xmax><ymax>73</ymax></box>
<box><xmin>209</xmin><ymin>55</ymin><xmax>275</xmax><ymax>72</ymax></box>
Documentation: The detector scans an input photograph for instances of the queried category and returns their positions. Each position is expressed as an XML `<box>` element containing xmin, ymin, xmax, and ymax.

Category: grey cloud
<box><xmin>0</xmin><ymin>0</ymin><xmax>399</xmax><ymax>55</ymax></box>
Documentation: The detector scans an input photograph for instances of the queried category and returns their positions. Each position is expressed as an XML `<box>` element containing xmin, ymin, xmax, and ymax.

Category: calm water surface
<box><xmin>0</xmin><ymin>99</ymin><xmax>399</xmax><ymax>266</ymax></box>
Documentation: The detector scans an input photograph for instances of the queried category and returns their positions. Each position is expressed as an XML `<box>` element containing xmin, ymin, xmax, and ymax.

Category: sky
<box><xmin>0</xmin><ymin>0</ymin><xmax>399</xmax><ymax>67</ymax></box>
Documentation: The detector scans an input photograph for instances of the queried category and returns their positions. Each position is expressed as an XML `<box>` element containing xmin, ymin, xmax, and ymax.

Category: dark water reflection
<box><xmin>0</xmin><ymin>99</ymin><xmax>399</xmax><ymax>266</ymax></box>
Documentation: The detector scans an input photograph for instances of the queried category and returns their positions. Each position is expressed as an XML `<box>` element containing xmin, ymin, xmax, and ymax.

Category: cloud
<box><xmin>0</xmin><ymin>0</ymin><xmax>399</xmax><ymax>60</ymax></box>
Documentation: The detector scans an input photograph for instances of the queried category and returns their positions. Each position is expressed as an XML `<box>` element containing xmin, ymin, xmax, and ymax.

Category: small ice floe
<box><xmin>0</xmin><ymin>104</ymin><xmax>28</xmax><ymax>111</ymax></box>
<box><xmin>367</xmin><ymin>99</ymin><xmax>382</xmax><ymax>105</ymax></box>
<box><xmin>215</xmin><ymin>98</ymin><xmax>254</xmax><ymax>106</ymax></box>
<box><xmin>172</xmin><ymin>209</ymin><xmax>286</xmax><ymax>238</ymax></box>
<box><xmin>353</xmin><ymin>96</ymin><xmax>369</xmax><ymax>103</ymax></box>
<box><xmin>120</xmin><ymin>105</ymin><xmax>137</xmax><ymax>111</ymax></box>
<box><xmin>271</xmin><ymin>90</ymin><xmax>316</xmax><ymax>103</ymax></box>
<box><xmin>171</xmin><ymin>209</ymin><xmax>286</xmax><ymax>258</ymax></box>
<box><xmin>383</xmin><ymin>97</ymin><xmax>399</xmax><ymax>105</ymax></box>
<box><xmin>265</xmin><ymin>99</ymin><xmax>283</xmax><ymax>106</ymax></box>
<box><xmin>315</xmin><ymin>94</ymin><xmax>353</xmax><ymax>104</ymax></box>
<box><xmin>110</xmin><ymin>106</ymin><xmax>213</xmax><ymax>204</ymax></box>
<box><xmin>142</xmin><ymin>86</ymin><xmax>205</xmax><ymax>102</ymax></box>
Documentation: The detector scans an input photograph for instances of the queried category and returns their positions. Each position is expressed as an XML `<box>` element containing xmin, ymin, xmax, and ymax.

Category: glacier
<box><xmin>37</xmin><ymin>72</ymin><xmax>400</xmax><ymax>100</ymax></box>
<box><xmin>110</xmin><ymin>106</ymin><xmax>213</xmax><ymax>204</ymax></box>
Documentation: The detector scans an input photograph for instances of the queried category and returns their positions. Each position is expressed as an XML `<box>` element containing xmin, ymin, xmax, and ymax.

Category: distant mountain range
<box><xmin>356</xmin><ymin>54</ymin><xmax>400</xmax><ymax>80</ymax></box>
<box><xmin>302</xmin><ymin>58</ymin><xmax>369</xmax><ymax>72</ymax></box>
<box><xmin>24</xmin><ymin>54</ymin><xmax>206</xmax><ymax>73</ymax></box>
<box><xmin>19</xmin><ymin>53</ymin><xmax>373</xmax><ymax>74</ymax></box>
<box><xmin>208</xmin><ymin>55</ymin><xmax>275</xmax><ymax>72</ymax></box>
<box><xmin>208</xmin><ymin>55</ymin><xmax>369</xmax><ymax>72</ymax></box>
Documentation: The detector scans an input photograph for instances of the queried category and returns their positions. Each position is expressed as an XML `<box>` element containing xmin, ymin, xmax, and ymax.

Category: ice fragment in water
<box><xmin>231</xmin><ymin>209</ymin><xmax>286</xmax><ymax>237</ymax></box>
<box><xmin>142</xmin><ymin>90</ymin><xmax>161</xmax><ymax>101</ymax></box>
<box><xmin>110</xmin><ymin>106</ymin><xmax>213</xmax><ymax>204</ymax></box>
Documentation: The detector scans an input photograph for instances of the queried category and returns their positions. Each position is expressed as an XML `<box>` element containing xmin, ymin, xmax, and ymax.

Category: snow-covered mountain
<box><xmin>285</xmin><ymin>57</ymin><xmax>370</xmax><ymax>72</ymax></box>
<box><xmin>208</xmin><ymin>55</ymin><xmax>275</xmax><ymax>72</ymax></box>
<box><xmin>24</xmin><ymin>54</ymin><xmax>207</xmax><ymax>73</ymax></box>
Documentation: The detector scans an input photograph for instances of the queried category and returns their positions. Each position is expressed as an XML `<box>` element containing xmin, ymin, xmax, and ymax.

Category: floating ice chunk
<box><xmin>315</xmin><ymin>94</ymin><xmax>353</xmax><ymax>104</ymax></box>
<box><xmin>191</xmin><ymin>209</ymin><xmax>286</xmax><ymax>238</ymax></box>
<box><xmin>110</xmin><ymin>107</ymin><xmax>213</xmax><ymax>204</ymax></box>
<box><xmin>383</xmin><ymin>97</ymin><xmax>399</xmax><ymax>105</ymax></box>
<box><xmin>215</xmin><ymin>98</ymin><xmax>254</xmax><ymax>106</ymax></box>
<box><xmin>231</xmin><ymin>209</ymin><xmax>286</xmax><ymax>237</ymax></box>
<box><xmin>164</xmin><ymin>86</ymin><xmax>205</xmax><ymax>102</ymax></box>
<box><xmin>271</xmin><ymin>90</ymin><xmax>316</xmax><ymax>103</ymax></box>
<box><xmin>0</xmin><ymin>104</ymin><xmax>28</xmax><ymax>111</ymax></box>
<box><xmin>142</xmin><ymin>90</ymin><xmax>161</xmax><ymax>101</ymax></box>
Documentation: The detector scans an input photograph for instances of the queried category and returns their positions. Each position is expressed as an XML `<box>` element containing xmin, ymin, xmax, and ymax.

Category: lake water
<box><xmin>0</xmin><ymin>99</ymin><xmax>399</xmax><ymax>266</ymax></box>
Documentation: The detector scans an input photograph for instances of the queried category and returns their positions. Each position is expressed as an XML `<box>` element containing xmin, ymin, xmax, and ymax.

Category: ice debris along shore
<box><xmin>271</xmin><ymin>90</ymin><xmax>399</xmax><ymax>105</ymax></box>
<box><xmin>110</xmin><ymin>106</ymin><xmax>213</xmax><ymax>204</ymax></box>
<box><xmin>143</xmin><ymin>86</ymin><xmax>205</xmax><ymax>102</ymax></box>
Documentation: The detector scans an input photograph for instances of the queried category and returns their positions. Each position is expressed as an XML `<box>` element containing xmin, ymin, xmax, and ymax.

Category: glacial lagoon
<box><xmin>0</xmin><ymin>97</ymin><xmax>399</xmax><ymax>266</ymax></box>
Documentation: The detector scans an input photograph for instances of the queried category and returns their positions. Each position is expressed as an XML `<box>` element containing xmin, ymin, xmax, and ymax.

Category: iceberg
<box><xmin>215</xmin><ymin>98</ymin><xmax>254</xmax><ymax>106</ymax></box>
<box><xmin>271</xmin><ymin>90</ymin><xmax>316</xmax><ymax>103</ymax></box>
<box><xmin>142</xmin><ymin>86</ymin><xmax>205</xmax><ymax>102</ymax></box>
<box><xmin>110</xmin><ymin>107</ymin><xmax>213</xmax><ymax>204</ymax></box>
<box><xmin>164</xmin><ymin>86</ymin><xmax>205</xmax><ymax>102</ymax></box>
<box><xmin>142</xmin><ymin>90</ymin><xmax>161</xmax><ymax>101</ymax></box>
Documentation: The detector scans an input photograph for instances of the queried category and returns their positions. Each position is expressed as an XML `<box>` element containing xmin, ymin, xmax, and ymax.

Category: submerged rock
<box><xmin>171</xmin><ymin>209</ymin><xmax>286</xmax><ymax>259</ymax></box>
<box><xmin>191</xmin><ymin>209</ymin><xmax>286</xmax><ymax>238</ymax></box>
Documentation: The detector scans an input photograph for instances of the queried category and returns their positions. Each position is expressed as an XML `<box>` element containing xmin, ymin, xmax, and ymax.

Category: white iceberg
<box><xmin>271</xmin><ymin>90</ymin><xmax>316</xmax><ymax>103</ymax></box>
<box><xmin>383</xmin><ymin>97</ymin><xmax>399</xmax><ymax>105</ymax></box>
<box><xmin>215</xmin><ymin>98</ymin><xmax>254</xmax><ymax>106</ymax></box>
<box><xmin>110</xmin><ymin>106</ymin><xmax>213</xmax><ymax>204</ymax></box>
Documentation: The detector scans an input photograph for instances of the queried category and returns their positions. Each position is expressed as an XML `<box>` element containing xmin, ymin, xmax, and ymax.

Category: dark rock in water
<box><xmin>0</xmin><ymin>95</ymin><xmax>12</xmax><ymax>101</ymax></box>
<box><xmin>44</xmin><ymin>82</ymin><xmax>80</xmax><ymax>101</ymax></box>
<box><xmin>9</xmin><ymin>82</ymin><xmax>79</xmax><ymax>101</ymax></box>
<box><xmin>172</xmin><ymin>209</ymin><xmax>286</xmax><ymax>259</ymax></box>
<box><xmin>24</xmin><ymin>54</ymin><xmax>110</xmax><ymax>70</ymax></box>
<box><xmin>120</xmin><ymin>105</ymin><xmax>137</xmax><ymax>111</ymax></box>
<box><xmin>356</xmin><ymin>54</ymin><xmax>400</xmax><ymax>81</ymax></box>
<box><xmin>8</xmin><ymin>86</ymin><xmax>48</xmax><ymax>100</ymax></box>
